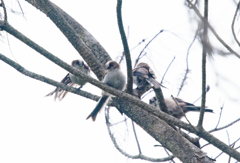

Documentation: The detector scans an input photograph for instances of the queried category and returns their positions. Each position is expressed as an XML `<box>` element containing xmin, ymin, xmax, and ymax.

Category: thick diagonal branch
<box><xmin>26</xmin><ymin>0</ymin><xmax>108</xmax><ymax>80</ymax></box>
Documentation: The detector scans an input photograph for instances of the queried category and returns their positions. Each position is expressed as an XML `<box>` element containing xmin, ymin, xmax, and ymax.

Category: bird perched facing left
<box><xmin>149</xmin><ymin>96</ymin><xmax>213</xmax><ymax>119</ymax></box>
<box><xmin>133</xmin><ymin>62</ymin><xmax>164</xmax><ymax>89</ymax></box>
<box><xmin>86</xmin><ymin>60</ymin><xmax>126</xmax><ymax>121</ymax></box>
<box><xmin>45</xmin><ymin>59</ymin><xmax>90</xmax><ymax>101</ymax></box>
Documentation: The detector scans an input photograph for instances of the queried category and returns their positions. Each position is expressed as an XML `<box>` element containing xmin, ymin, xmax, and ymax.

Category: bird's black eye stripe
<box><xmin>107</xmin><ymin>62</ymin><xmax>113</xmax><ymax>69</ymax></box>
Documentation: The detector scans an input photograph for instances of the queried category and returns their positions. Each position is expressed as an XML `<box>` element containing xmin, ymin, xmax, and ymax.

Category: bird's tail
<box><xmin>147</xmin><ymin>78</ymin><xmax>166</xmax><ymax>89</ymax></box>
<box><xmin>45</xmin><ymin>88</ymin><xmax>60</xmax><ymax>101</ymax></box>
<box><xmin>184</xmin><ymin>106</ymin><xmax>213</xmax><ymax>113</ymax></box>
<box><xmin>86</xmin><ymin>96</ymin><xmax>109</xmax><ymax>121</ymax></box>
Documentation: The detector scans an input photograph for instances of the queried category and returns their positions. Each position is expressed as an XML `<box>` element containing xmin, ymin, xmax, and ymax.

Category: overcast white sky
<box><xmin>1</xmin><ymin>0</ymin><xmax>240</xmax><ymax>162</ymax></box>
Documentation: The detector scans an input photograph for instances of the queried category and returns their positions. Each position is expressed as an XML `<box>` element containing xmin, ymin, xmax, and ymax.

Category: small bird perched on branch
<box><xmin>45</xmin><ymin>59</ymin><xmax>90</xmax><ymax>101</ymax></box>
<box><xmin>149</xmin><ymin>96</ymin><xmax>213</xmax><ymax>119</ymax></box>
<box><xmin>86</xmin><ymin>60</ymin><xmax>126</xmax><ymax>121</ymax></box>
<box><xmin>133</xmin><ymin>62</ymin><xmax>165</xmax><ymax>89</ymax></box>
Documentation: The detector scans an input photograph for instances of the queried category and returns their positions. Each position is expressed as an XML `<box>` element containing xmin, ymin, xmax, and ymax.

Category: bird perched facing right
<box><xmin>45</xmin><ymin>59</ymin><xmax>90</xmax><ymax>101</ymax></box>
<box><xmin>86</xmin><ymin>60</ymin><xmax>126</xmax><ymax>121</ymax></box>
<box><xmin>133</xmin><ymin>62</ymin><xmax>164</xmax><ymax>89</ymax></box>
<box><xmin>149</xmin><ymin>97</ymin><xmax>213</xmax><ymax>119</ymax></box>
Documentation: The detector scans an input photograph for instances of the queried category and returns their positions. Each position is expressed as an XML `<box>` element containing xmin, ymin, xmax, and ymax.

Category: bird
<box><xmin>149</xmin><ymin>96</ymin><xmax>213</xmax><ymax>119</ymax></box>
<box><xmin>86</xmin><ymin>60</ymin><xmax>126</xmax><ymax>121</ymax></box>
<box><xmin>45</xmin><ymin>59</ymin><xmax>90</xmax><ymax>101</ymax></box>
<box><xmin>132</xmin><ymin>62</ymin><xmax>164</xmax><ymax>89</ymax></box>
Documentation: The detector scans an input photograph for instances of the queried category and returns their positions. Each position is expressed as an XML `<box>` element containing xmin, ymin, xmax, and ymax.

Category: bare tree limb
<box><xmin>116</xmin><ymin>0</ymin><xmax>133</xmax><ymax>93</ymax></box>
<box><xmin>25</xmin><ymin>0</ymin><xmax>107</xmax><ymax>80</ymax></box>
<box><xmin>1</xmin><ymin>0</ymin><xmax>7</xmax><ymax>21</ymax></box>
<box><xmin>197</xmin><ymin>0</ymin><xmax>208</xmax><ymax>129</ymax></box>
<box><xmin>231</xmin><ymin>0</ymin><xmax>240</xmax><ymax>47</ymax></box>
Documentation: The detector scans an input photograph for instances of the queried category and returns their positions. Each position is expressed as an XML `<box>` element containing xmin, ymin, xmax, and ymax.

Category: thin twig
<box><xmin>161</xmin><ymin>56</ymin><xmax>175</xmax><ymax>84</ymax></box>
<box><xmin>177</xmin><ymin>28</ymin><xmax>199</xmax><ymax>96</ymax></box>
<box><xmin>110</xmin><ymin>118</ymin><xmax>128</xmax><ymax>126</ymax></box>
<box><xmin>209</xmin><ymin>117</ymin><xmax>240</xmax><ymax>133</ymax></box>
<box><xmin>231</xmin><ymin>0</ymin><xmax>240</xmax><ymax>47</ymax></box>
<box><xmin>235</xmin><ymin>145</ymin><xmax>240</xmax><ymax>150</ymax></box>
<box><xmin>200</xmin><ymin>143</ymin><xmax>211</xmax><ymax>149</ymax></box>
<box><xmin>134</xmin><ymin>30</ymin><xmax>164</xmax><ymax>67</ymax></box>
<box><xmin>131</xmin><ymin>120</ymin><xmax>142</xmax><ymax>154</ymax></box>
<box><xmin>130</xmin><ymin>39</ymin><xmax>146</xmax><ymax>51</ymax></box>
<box><xmin>1</xmin><ymin>0</ymin><xmax>7</xmax><ymax>22</ymax></box>
<box><xmin>227</xmin><ymin>130</ymin><xmax>231</xmax><ymax>145</ymax></box>
<box><xmin>197</xmin><ymin>0</ymin><xmax>208</xmax><ymax>129</ymax></box>
<box><xmin>116</xmin><ymin>0</ymin><xmax>133</xmax><ymax>93</ymax></box>
<box><xmin>215</xmin><ymin>103</ymin><xmax>224</xmax><ymax>129</ymax></box>
<box><xmin>16</xmin><ymin>0</ymin><xmax>26</xmax><ymax>20</ymax></box>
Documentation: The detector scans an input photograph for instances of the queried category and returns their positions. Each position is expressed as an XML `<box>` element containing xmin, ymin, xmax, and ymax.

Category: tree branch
<box><xmin>231</xmin><ymin>0</ymin><xmax>240</xmax><ymax>47</ymax></box>
<box><xmin>26</xmin><ymin>0</ymin><xmax>111</xmax><ymax>65</ymax></box>
<box><xmin>197</xmin><ymin>0</ymin><xmax>208</xmax><ymax>129</ymax></box>
<box><xmin>26</xmin><ymin>0</ymin><xmax>106</xmax><ymax>80</ymax></box>
<box><xmin>116</xmin><ymin>0</ymin><xmax>133</xmax><ymax>93</ymax></box>
<box><xmin>0</xmin><ymin>53</ymin><xmax>100</xmax><ymax>102</ymax></box>
<box><xmin>1</xmin><ymin>0</ymin><xmax>7</xmax><ymax>21</ymax></box>
<box><xmin>209</xmin><ymin>117</ymin><xmax>240</xmax><ymax>133</ymax></box>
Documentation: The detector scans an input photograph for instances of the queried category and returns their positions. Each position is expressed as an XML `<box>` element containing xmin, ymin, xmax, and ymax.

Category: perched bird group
<box><xmin>46</xmin><ymin>59</ymin><xmax>213</xmax><ymax>121</ymax></box>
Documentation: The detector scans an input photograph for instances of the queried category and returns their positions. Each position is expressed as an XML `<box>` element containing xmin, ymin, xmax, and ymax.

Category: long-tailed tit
<box><xmin>86</xmin><ymin>60</ymin><xmax>126</xmax><ymax>121</ymax></box>
<box><xmin>133</xmin><ymin>62</ymin><xmax>164</xmax><ymax>89</ymax></box>
<box><xmin>45</xmin><ymin>59</ymin><xmax>90</xmax><ymax>101</ymax></box>
<box><xmin>149</xmin><ymin>97</ymin><xmax>213</xmax><ymax>119</ymax></box>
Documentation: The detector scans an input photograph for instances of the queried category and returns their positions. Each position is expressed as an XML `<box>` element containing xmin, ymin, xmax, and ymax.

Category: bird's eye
<box><xmin>106</xmin><ymin>63</ymin><xmax>113</xmax><ymax>69</ymax></box>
